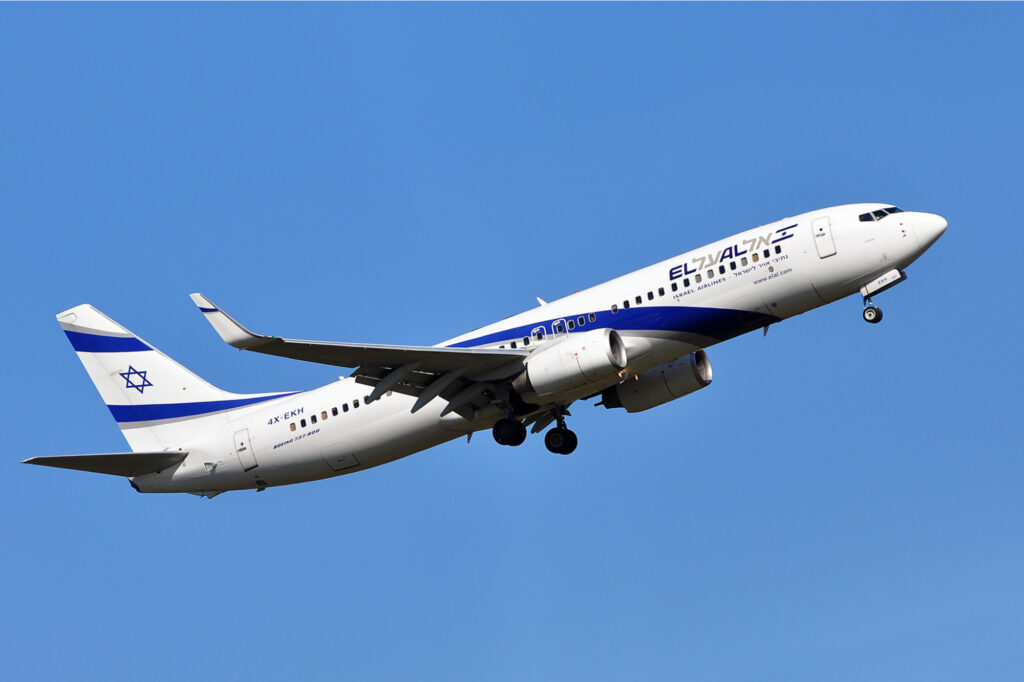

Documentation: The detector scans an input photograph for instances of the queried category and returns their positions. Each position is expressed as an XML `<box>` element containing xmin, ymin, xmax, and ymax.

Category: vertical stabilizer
<box><xmin>58</xmin><ymin>305</ymin><xmax>296</xmax><ymax>452</ymax></box>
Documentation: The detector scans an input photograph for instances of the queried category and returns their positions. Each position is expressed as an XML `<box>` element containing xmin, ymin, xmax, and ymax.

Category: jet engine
<box><xmin>512</xmin><ymin>328</ymin><xmax>627</xmax><ymax>402</ymax></box>
<box><xmin>599</xmin><ymin>351</ymin><xmax>712</xmax><ymax>413</ymax></box>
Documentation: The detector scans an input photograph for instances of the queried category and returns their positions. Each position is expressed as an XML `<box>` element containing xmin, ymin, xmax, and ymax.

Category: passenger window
<box><xmin>300</xmin><ymin>418</ymin><xmax>307</xmax><ymax>427</ymax></box>
<box><xmin>707</xmin><ymin>270</ymin><xmax>714</xmax><ymax>279</ymax></box>
<box><xmin>566</xmin><ymin>320</ymin><xmax>574</xmax><ymax>331</ymax></box>
<box><xmin>730</xmin><ymin>261</ymin><xmax>737</xmax><ymax>271</ymax></box>
<box><xmin>555</xmin><ymin>323</ymin><xmax>565</xmax><ymax>333</ymax></box>
<box><xmin>658</xmin><ymin>287</ymin><xmax>665</xmax><ymax>296</ymax></box>
<box><xmin>752</xmin><ymin>253</ymin><xmax>759</xmax><ymax>262</ymax></box>
<box><xmin>695</xmin><ymin>274</ymin><xmax>702</xmax><ymax>283</ymax></box>
<box><xmin>321</xmin><ymin>411</ymin><xmax>328</xmax><ymax>420</ymax></box>
<box><xmin>671</xmin><ymin>282</ymin><xmax>678</xmax><ymax>292</ymax></box>
<box><xmin>511</xmin><ymin>340</ymin><xmax>517</xmax><ymax>348</ymax></box>
<box><xmin>623</xmin><ymin>301</ymin><xmax>630</xmax><ymax>309</ymax></box>
<box><xmin>611</xmin><ymin>304</ymin><xmax>618</xmax><ymax>313</ymax></box>
<box><xmin>775</xmin><ymin>245</ymin><xmax>782</xmax><ymax>254</ymax></box>
<box><xmin>353</xmin><ymin>400</ymin><xmax>359</xmax><ymax>408</ymax></box>
<box><xmin>635</xmin><ymin>295</ymin><xmax>642</xmax><ymax>305</ymax></box>
<box><xmin>523</xmin><ymin>337</ymin><xmax>530</xmax><ymax>346</ymax></box>
<box><xmin>763</xmin><ymin>249</ymin><xmax>770</xmax><ymax>258</ymax></box>
<box><xmin>741</xmin><ymin>257</ymin><xmax>748</xmax><ymax>266</ymax></box>
<box><xmin>647</xmin><ymin>291</ymin><xmax>654</xmax><ymax>300</ymax></box>
<box><xmin>343</xmin><ymin>404</ymin><xmax>349</xmax><ymax>413</ymax></box>
<box><xmin>683</xmin><ymin>278</ymin><xmax>690</xmax><ymax>287</ymax></box>
<box><xmin>578</xmin><ymin>316</ymin><xmax>585</xmax><ymax>326</ymax></box>
<box><xmin>588</xmin><ymin>313</ymin><xmax>596</xmax><ymax>322</ymax></box>
<box><xmin>332</xmin><ymin>407</ymin><xmax>338</xmax><ymax>416</ymax></box>
<box><xmin>311</xmin><ymin>415</ymin><xmax>317</xmax><ymax>424</ymax></box>
<box><xmin>719</xmin><ymin>265</ymin><xmax>725</xmax><ymax>275</ymax></box>
<box><xmin>290</xmin><ymin>423</ymin><xmax>296</xmax><ymax>432</ymax></box>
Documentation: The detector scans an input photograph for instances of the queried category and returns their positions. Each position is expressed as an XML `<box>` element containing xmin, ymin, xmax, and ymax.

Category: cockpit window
<box><xmin>859</xmin><ymin>206</ymin><xmax>904</xmax><ymax>222</ymax></box>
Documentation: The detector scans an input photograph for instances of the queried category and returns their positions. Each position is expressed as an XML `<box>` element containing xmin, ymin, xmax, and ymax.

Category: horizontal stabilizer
<box><xmin>23</xmin><ymin>452</ymin><xmax>187</xmax><ymax>477</ymax></box>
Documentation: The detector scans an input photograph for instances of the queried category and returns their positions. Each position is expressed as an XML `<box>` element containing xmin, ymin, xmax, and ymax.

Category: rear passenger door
<box><xmin>234</xmin><ymin>428</ymin><xmax>258</xmax><ymax>471</ymax></box>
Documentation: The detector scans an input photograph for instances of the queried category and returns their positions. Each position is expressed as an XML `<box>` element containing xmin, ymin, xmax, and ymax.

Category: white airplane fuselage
<box><xmin>65</xmin><ymin>203</ymin><xmax>949</xmax><ymax>496</ymax></box>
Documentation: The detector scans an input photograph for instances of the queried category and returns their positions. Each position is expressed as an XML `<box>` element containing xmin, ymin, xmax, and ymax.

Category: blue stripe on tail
<box><xmin>65</xmin><ymin>330</ymin><xmax>152</xmax><ymax>353</ymax></box>
<box><xmin>107</xmin><ymin>393</ymin><xmax>299</xmax><ymax>423</ymax></box>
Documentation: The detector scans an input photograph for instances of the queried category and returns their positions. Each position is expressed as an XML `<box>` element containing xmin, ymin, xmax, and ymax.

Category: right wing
<box><xmin>190</xmin><ymin>294</ymin><xmax>531</xmax><ymax>415</ymax></box>
<box><xmin>23</xmin><ymin>452</ymin><xmax>187</xmax><ymax>477</ymax></box>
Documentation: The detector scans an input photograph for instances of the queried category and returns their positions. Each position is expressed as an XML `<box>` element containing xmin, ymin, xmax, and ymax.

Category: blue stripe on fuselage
<box><xmin>65</xmin><ymin>330</ymin><xmax>152</xmax><ymax>353</ymax></box>
<box><xmin>108</xmin><ymin>393</ymin><xmax>299</xmax><ymax>423</ymax></box>
<box><xmin>445</xmin><ymin>305</ymin><xmax>779</xmax><ymax>348</ymax></box>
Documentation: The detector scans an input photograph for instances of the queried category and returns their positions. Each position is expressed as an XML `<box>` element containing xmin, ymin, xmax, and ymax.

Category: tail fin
<box><xmin>58</xmin><ymin>304</ymin><xmax>296</xmax><ymax>452</ymax></box>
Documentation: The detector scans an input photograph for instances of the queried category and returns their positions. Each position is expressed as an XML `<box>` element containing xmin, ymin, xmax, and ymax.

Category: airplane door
<box><xmin>812</xmin><ymin>216</ymin><xmax>837</xmax><ymax>258</ymax></box>
<box><xmin>234</xmin><ymin>428</ymin><xmax>258</xmax><ymax>471</ymax></box>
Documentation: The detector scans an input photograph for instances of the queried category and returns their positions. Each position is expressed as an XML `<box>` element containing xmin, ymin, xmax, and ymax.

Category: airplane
<box><xmin>26</xmin><ymin>203</ymin><xmax>947</xmax><ymax>497</ymax></box>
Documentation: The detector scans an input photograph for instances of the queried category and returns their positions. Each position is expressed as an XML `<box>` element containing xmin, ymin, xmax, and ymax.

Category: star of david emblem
<box><xmin>119</xmin><ymin>366</ymin><xmax>153</xmax><ymax>394</ymax></box>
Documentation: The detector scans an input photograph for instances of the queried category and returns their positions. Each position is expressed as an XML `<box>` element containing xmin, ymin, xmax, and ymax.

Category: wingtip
<box><xmin>189</xmin><ymin>293</ymin><xmax>218</xmax><ymax>312</ymax></box>
<box><xmin>189</xmin><ymin>295</ymin><xmax>264</xmax><ymax>348</ymax></box>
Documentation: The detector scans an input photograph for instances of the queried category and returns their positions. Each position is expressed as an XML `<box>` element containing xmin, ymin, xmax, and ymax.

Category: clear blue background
<box><xmin>2</xmin><ymin>4</ymin><xmax>1022</xmax><ymax>680</ymax></box>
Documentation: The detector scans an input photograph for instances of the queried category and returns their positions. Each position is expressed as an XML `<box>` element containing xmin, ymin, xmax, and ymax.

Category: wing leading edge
<box><xmin>189</xmin><ymin>293</ymin><xmax>527</xmax><ymax>378</ymax></box>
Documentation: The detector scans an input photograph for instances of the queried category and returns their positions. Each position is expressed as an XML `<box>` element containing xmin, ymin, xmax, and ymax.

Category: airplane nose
<box><xmin>914</xmin><ymin>212</ymin><xmax>948</xmax><ymax>250</ymax></box>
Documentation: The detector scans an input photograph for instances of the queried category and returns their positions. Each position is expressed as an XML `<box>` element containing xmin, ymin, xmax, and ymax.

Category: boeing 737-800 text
<box><xmin>27</xmin><ymin>203</ymin><xmax>947</xmax><ymax>497</ymax></box>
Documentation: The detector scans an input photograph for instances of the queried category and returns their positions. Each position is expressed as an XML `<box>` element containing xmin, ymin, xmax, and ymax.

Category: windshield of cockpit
<box><xmin>859</xmin><ymin>206</ymin><xmax>904</xmax><ymax>222</ymax></box>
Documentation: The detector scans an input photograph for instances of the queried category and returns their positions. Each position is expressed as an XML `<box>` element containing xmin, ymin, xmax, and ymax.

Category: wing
<box><xmin>24</xmin><ymin>452</ymin><xmax>187</xmax><ymax>477</ymax></box>
<box><xmin>190</xmin><ymin>294</ymin><xmax>529</xmax><ymax>414</ymax></box>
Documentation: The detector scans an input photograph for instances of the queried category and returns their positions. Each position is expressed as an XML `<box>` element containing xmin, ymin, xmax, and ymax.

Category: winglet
<box><xmin>189</xmin><ymin>294</ymin><xmax>269</xmax><ymax>349</ymax></box>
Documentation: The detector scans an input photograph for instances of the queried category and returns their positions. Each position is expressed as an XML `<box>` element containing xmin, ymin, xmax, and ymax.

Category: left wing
<box><xmin>190</xmin><ymin>294</ymin><xmax>529</xmax><ymax>413</ymax></box>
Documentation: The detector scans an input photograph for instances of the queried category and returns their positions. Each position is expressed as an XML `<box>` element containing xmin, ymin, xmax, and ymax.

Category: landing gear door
<box><xmin>812</xmin><ymin>216</ymin><xmax>837</xmax><ymax>258</ymax></box>
<box><xmin>234</xmin><ymin>428</ymin><xmax>258</xmax><ymax>471</ymax></box>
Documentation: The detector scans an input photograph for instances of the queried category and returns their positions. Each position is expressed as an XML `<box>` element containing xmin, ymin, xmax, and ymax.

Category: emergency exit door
<box><xmin>812</xmin><ymin>216</ymin><xmax>837</xmax><ymax>258</ymax></box>
<box><xmin>234</xmin><ymin>428</ymin><xmax>258</xmax><ymax>471</ymax></box>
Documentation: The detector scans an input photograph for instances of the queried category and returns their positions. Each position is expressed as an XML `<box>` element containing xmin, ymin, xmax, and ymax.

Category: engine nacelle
<box><xmin>599</xmin><ymin>351</ymin><xmax>712</xmax><ymax>413</ymax></box>
<box><xmin>512</xmin><ymin>328</ymin><xmax>627</xmax><ymax>401</ymax></box>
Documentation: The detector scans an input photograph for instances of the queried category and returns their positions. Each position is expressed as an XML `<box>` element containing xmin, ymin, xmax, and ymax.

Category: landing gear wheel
<box><xmin>492</xmin><ymin>418</ymin><xmax>526</xmax><ymax>446</ymax></box>
<box><xmin>544</xmin><ymin>427</ymin><xmax>578</xmax><ymax>455</ymax></box>
<box><xmin>863</xmin><ymin>305</ymin><xmax>883</xmax><ymax>324</ymax></box>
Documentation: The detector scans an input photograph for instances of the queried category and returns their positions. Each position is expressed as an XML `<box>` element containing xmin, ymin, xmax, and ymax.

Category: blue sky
<box><xmin>2</xmin><ymin>4</ymin><xmax>1022</xmax><ymax>680</ymax></box>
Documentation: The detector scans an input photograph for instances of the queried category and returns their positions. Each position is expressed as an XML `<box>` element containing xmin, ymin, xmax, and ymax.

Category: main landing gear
<box><xmin>544</xmin><ymin>427</ymin><xmax>577</xmax><ymax>455</ymax></box>
<box><xmin>492</xmin><ymin>418</ymin><xmax>526</xmax><ymax>446</ymax></box>
<box><xmin>490</xmin><ymin>411</ymin><xmax>578</xmax><ymax>455</ymax></box>
<box><xmin>862</xmin><ymin>297</ymin><xmax>883</xmax><ymax>324</ymax></box>
<box><xmin>544</xmin><ymin>410</ymin><xmax>577</xmax><ymax>455</ymax></box>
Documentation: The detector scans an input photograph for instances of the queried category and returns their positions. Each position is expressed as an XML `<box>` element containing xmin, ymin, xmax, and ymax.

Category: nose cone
<box><xmin>914</xmin><ymin>212</ymin><xmax>948</xmax><ymax>250</ymax></box>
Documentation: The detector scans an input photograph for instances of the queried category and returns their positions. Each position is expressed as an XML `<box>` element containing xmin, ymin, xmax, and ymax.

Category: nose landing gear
<box><xmin>859</xmin><ymin>269</ymin><xmax>906</xmax><ymax>324</ymax></box>
<box><xmin>862</xmin><ymin>299</ymin><xmax>883</xmax><ymax>324</ymax></box>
